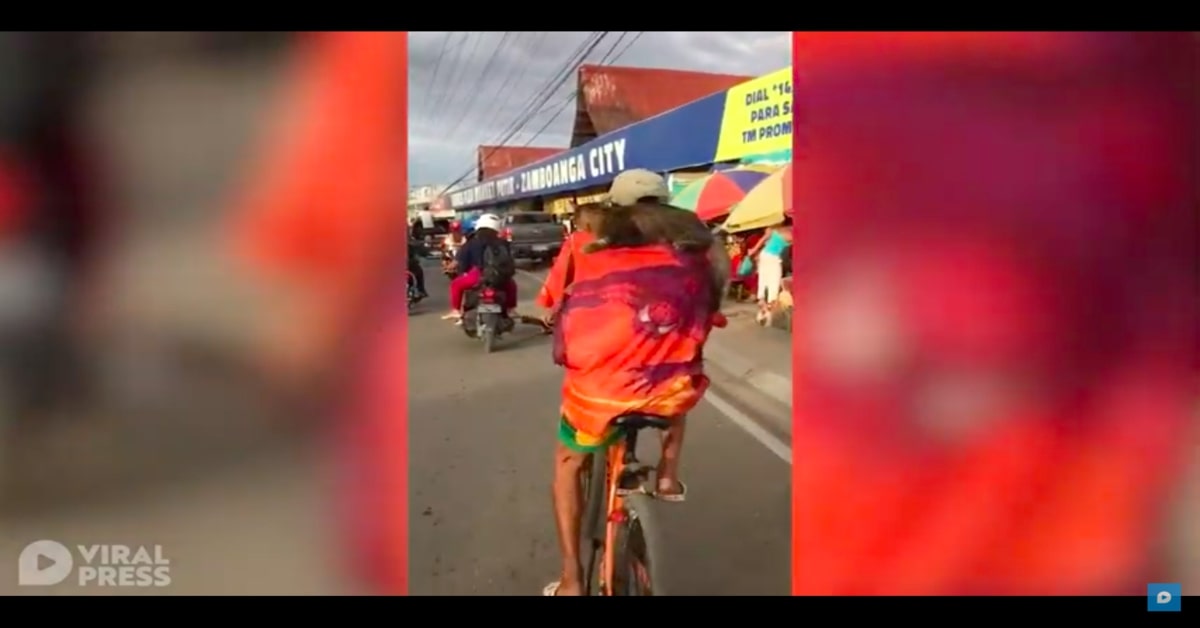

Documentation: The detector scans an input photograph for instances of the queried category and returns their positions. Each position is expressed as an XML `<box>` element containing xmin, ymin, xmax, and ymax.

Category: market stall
<box><xmin>722</xmin><ymin>163</ymin><xmax>792</xmax><ymax>234</ymax></box>
<box><xmin>670</xmin><ymin>167</ymin><xmax>772</xmax><ymax>223</ymax></box>
<box><xmin>721</xmin><ymin>163</ymin><xmax>793</xmax><ymax>328</ymax></box>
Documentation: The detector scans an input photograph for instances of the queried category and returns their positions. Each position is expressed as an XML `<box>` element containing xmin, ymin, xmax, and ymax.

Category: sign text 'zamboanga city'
<box><xmin>519</xmin><ymin>138</ymin><xmax>626</xmax><ymax>194</ymax></box>
<box><xmin>740</xmin><ymin>78</ymin><xmax>792</xmax><ymax>144</ymax></box>
<box><xmin>450</xmin><ymin>138</ymin><xmax>627</xmax><ymax>207</ymax></box>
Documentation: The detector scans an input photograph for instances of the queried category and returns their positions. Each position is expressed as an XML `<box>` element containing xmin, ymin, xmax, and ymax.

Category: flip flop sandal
<box><xmin>543</xmin><ymin>581</ymin><xmax>562</xmax><ymax>596</ymax></box>
<box><xmin>654</xmin><ymin>480</ymin><xmax>688</xmax><ymax>503</ymax></box>
<box><xmin>616</xmin><ymin>481</ymin><xmax>688</xmax><ymax>501</ymax></box>
<box><xmin>615</xmin><ymin>485</ymin><xmax>651</xmax><ymax>497</ymax></box>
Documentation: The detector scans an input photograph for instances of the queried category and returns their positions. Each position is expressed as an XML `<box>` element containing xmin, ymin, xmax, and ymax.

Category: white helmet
<box><xmin>474</xmin><ymin>213</ymin><xmax>503</xmax><ymax>232</ymax></box>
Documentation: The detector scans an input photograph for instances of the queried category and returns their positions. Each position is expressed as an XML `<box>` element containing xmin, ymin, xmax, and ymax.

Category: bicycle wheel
<box><xmin>580</xmin><ymin>451</ymin><xmax>607</xmax><ymax>596</ymax></box>
<box><xmin>612</xmin><ymin>492</ymin><xmax>666</xmax><ymax>596</ymax></box>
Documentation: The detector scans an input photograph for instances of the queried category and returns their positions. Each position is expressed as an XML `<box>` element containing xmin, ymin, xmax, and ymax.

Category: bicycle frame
<box><xmin>599</xmin><ymin>441</ymin><xmax>624</xmax><ymax>596</ymax></box>
<box><xmin>597</xmin><ymin>429</ymin><xmax>655</xmax><ymax>596</ymax></box>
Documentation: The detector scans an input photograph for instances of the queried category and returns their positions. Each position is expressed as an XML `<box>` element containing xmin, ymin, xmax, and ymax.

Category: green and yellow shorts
<box><xmin>558</xmin><ymin>417</ymin><xmax>622</xmax><ymax>454</ymax></box>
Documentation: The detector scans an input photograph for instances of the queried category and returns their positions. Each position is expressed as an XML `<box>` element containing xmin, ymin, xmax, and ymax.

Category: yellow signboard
<box><xmin>546</xmin><ymin>190</ymin><xmax>609</xmax><ymax>215</ymax></box>
<box><xmin>713</xmin><ymin>67</ymin><xmax>793</xmax><ymax>162</ymax></box>
<box><xmin>547</xmin><ymin>197</ymin><xmax>573</xmax><ymax>215</ymax></box>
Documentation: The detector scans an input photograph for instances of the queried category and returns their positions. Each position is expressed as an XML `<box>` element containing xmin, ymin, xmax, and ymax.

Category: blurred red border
<box><xmin>226</xmin><ymin>32</ymin><xmax>410</xmax><ymax>595</ymax></box>
<box><xmin>789</xmin><ymin>31</ymin><xmax>1198</xmax><ymax>597</ymax></box>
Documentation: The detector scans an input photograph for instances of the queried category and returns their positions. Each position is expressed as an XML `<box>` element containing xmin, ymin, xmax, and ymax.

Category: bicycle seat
<box><xmin>612</xmin><ymin>413</ymin><xmax>673</xmax><ymax>431</ymax></box>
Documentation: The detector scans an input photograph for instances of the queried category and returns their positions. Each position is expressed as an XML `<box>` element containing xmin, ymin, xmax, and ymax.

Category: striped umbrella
<box><xmin>670</xmin><ymin>168</ymin><xmax>772</xmax><ymax>222</ymax></box>
<box><xmin>722</xmin><ymin>163</ymin><xmax>793</xmax><ymax>234</ymax></box>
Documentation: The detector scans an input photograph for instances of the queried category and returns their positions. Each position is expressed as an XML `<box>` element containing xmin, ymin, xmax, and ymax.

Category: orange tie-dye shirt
<box><xmin>540</xmin><ymin>234</ymin><xmax>717</xmax><ymax>439</ymax></box>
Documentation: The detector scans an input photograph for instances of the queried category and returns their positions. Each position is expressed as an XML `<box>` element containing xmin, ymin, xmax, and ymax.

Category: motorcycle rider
<box><xmin>446</xmin><ymin>219</ymin><xmax>464</xmax><ymax>245</ymax></box>
<box><xmin>440</xmin><ymin>221</ymin><xmax>465</xmax><ymax>278</ymax></box>
<box><xmin>441</xmin><ymin>213</ymin><xmax>517</xmax><ymax>322</ymax></box>
<box><xmin>406</xmin><ymin>236</ymin><xmax>427</xmax><ymax>300</ymax></box>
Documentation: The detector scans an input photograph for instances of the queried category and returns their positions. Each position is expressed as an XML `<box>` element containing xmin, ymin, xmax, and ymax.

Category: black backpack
<box><xmin>480</xmin><ymin>239</ymin><xmax>515</xmax><ymax>286</ymax></box>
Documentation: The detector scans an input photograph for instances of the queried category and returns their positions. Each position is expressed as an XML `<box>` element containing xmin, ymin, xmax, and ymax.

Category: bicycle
<box><xmin>580</xmin><ymin>413</ymin><xmax>671</xmax><ymax>596</ymax></box>
<box><xmin>406</xmin><ymin>271</ymin><xmax>420</xmax><ymax>311</ymax></box>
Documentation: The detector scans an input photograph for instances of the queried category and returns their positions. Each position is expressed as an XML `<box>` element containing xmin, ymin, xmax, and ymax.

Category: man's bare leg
<box><xmin>551</xmin><ymin>442</ymin><xmax>588</xmax><ymax>595</ymax></box>
<box><xmin>657</xmin><ymin>418</ymin><xmax>686</xmax><ymax>495</ymax></box>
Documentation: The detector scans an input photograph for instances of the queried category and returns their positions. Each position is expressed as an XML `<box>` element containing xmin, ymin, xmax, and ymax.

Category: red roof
<box><xmin>476</xmin><ymin>145</ymin><xmax>563</xmax><ymax>181</ymax></box>
<box><xmin>571</xmin><ymin>65</ymin><xmax>752</xmax><ymax>146</ymax></box>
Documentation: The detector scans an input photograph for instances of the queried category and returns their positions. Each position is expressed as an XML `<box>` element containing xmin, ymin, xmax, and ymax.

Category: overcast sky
<box><xmin>408</xmin><ymin>32</ymin><xmax>791</xmax><ymax>188</ymax></box>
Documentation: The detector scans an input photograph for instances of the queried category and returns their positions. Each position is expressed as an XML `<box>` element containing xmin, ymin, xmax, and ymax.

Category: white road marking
<box><xmin>515</xmin><ymin>266</ymin><xmax>793</xmax><ymax>464</ymax></box>
<box><xmin>515</xmin><ymin>268</ymin><xmax>547</xmax><ymax>283</ymax></box>
<box><xmin>703</xmin><ymin>391</ymin><xmax>792</xmax><ymax>464</ymax></box>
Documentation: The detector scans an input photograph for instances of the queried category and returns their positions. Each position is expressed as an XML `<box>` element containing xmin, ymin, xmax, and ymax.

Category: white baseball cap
<box><xmin>603</xmin><ymin>169</ymin><xmax>670</xmax><ymax>206</ymax></box>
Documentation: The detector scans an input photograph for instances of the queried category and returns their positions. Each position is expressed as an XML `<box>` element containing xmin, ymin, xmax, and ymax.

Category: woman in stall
<box><xmin>727</xmin><ymin>234</ymin><xmax>756</xmax><ymax>301</ymax></box>
<box><xmin>746</xmin><ymin>221</ymin><xmax>792</xmax><ymax>323</ymax></box>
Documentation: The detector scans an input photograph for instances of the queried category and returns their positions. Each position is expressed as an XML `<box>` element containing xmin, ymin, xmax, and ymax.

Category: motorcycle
<box><xmin>460</xmin><ymin>284</ymin><xmax>513</xmax><ymax>354</ymax></box>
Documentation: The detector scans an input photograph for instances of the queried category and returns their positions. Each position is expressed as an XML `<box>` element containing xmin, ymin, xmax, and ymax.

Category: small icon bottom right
<box><xmin>1148</xmin><ymin>583</ymin><xmax>1182</xmax><ymax>612</ymax></box>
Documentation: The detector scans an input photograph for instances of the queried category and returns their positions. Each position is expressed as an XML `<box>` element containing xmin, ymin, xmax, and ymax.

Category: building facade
<box><xmin>447</xmin><ymin>66</ymin><xmax>793</xmax><ymax>213</ymax></box>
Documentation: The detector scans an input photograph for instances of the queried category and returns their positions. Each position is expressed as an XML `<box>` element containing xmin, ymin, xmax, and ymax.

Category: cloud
<box><xmin>408</xmin><ymin>31</ymin><xmax>790</xmax><ymax>187</ymax></box>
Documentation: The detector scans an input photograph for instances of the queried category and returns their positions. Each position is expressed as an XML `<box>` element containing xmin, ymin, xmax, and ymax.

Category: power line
<box><xmin>505</xmin><ymin>32</ymin><xmax>629</xmax><ymax>149</ymax></box>
<box><xmin>430</xmin><ymin>32</ymin><xmax>483</xmax><ymax>117</ymax></box>
<box><xmin>434</xmin><ymin>32</ymin><xmax>529</xmax><ymax>174</ymax></box>
<box><xmin>421</xmin><ymin>32</ymin><xmax>453</xmax><ymax>114</ymax></box>
<box><xmin>443</xmin><ymin>32</ymin><xmax>516</xmax><ymax>147</ymax></box>
<box><xmin>434</xmin><ymin>31</ymin><xmax>498</xmax><ymax>132</ymax></box>
<box><xmin>425</xmin><ymin>32</ymin><xmax>466</xmax><ymax>116</ymax></box>
<box><xmin>418</xmin><ymin>32</ymin><xmax>503</xmax><ymax>175</ymax></box>
<box><xmin>597</xmin><ymin>31</ymin><xmax>628</xmax><ymax>64</ymax></box>
<box><xmin>481</xmin><ymin>33</ymin><xmax>602</xmax><ymax>151</ymax></box>
<box><xmin>512</xmin><ymin>31</ymin><xmax>644</xmax><ymax>151</ymax></box>
<box><xmin>426</xmin><ymin>32</ymin><xmax>468</xmax><ymax>117</ymax></box>
<box><xmin>443</xmin><ymin>32</ymin><xmax>610</xmax><ymax>192</ymax></box>
<box><xmin>611</xmin><ymin>31</ymin><xmax>644</xmax><ymax>62</ymax></box>
<box><xmin>461</xmin><ymin>32</ymin><xmax>610</xmax><ymax>187</ymax></box>
<box><xmin>446</xmin><ymin>30</ymin><xmax>648</xmax><ymax>195</ymax></box>
<box><xmin>470</xmin><ymin>32</ymin><xmax>550</xmax><ymax>153</ymax></box>
<box><xmin>514</xmin><ymin>93</ymin><xmax>577</xmax><ymax>149</ymax></box>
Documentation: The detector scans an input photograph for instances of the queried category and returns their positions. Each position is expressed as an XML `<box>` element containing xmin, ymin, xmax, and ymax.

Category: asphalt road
<box><xmin>407</xmin><ymin>259</ymin><xmax>791</xmax><ymax>596</ymax></box>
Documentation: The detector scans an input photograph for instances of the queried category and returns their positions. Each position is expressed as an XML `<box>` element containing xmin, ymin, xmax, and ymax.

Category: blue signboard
<box><xmin>448</xmin><ymin>89</ymin><xmax>730</xmax><ymax>210</ymax></box>
<box><xmin>448</xmin><ymin>66</ymin><xmax>794</xmax><ymax>210</ymax></box>
<box><xmin>446</xmin><ymin>67</ymin><xmax>794</xmax><ymax>210</ymax></box>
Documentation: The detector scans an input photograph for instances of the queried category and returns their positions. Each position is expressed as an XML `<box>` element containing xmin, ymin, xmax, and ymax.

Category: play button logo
<box><xmin>18</xmin><ymin>540</ymin><xmax>74</xmax><ymax>586</ymax></box>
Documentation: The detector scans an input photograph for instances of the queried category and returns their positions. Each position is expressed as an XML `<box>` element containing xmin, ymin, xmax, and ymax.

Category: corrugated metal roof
<box><xmin>476</xmin><ymin>145</ymin><xmax>563</xmax><ymax>181</ymax></box>
<box><xmin>571</xmin><ymin>65</ymin><xmax>753</xmax><ymax>146</ymax></box>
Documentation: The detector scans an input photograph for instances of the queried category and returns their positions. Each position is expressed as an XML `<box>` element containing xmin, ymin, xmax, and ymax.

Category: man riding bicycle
<box><xmin>536</xmin><ymin>169</ymin><xmax>726</xmax><ymax>596</ymax></box>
